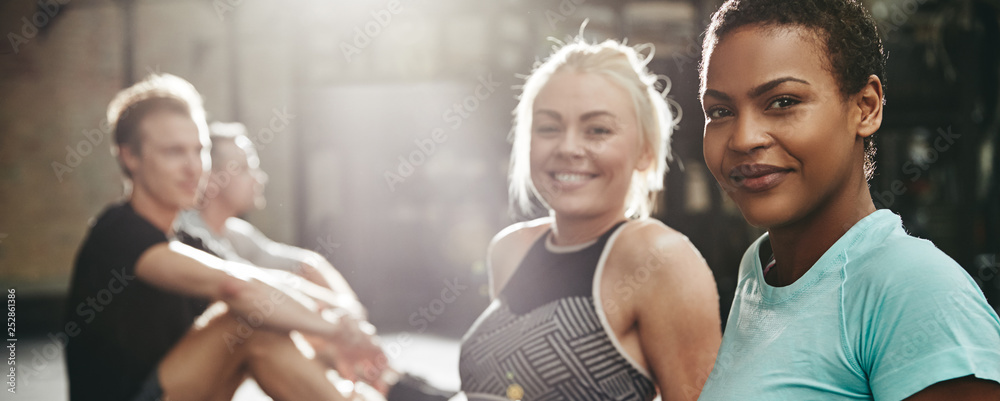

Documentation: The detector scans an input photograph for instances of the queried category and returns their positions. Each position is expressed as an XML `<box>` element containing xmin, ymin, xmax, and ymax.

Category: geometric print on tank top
<box><xmin>459</xmin><ymin>296</ymin><xmax>657</xmax><ymax>400</ymax></box>
<box><xmin>459</xmin><ymin>220</ymin><xmax>656</xmax><ymax>401</ymax></box>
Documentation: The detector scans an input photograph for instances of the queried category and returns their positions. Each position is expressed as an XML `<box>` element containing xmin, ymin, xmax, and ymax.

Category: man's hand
<box><xmin>307</xmin><ymin>310</ymin><xmax>392</xmax><ymax>394</ymax></box>
<box><xmin>299</xmin><ymin>261</ymin><xmax>334</xmax><ymax>289</ymax></box>
<box><xmin>296</xmin><ymin>261</ymin><xmax>368</xmax><ymax>318</ymax></box>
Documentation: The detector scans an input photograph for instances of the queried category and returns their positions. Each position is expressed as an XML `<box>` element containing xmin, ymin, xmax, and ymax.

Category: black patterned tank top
<box><xmin>459</xmin><ymin>221</ymin><xmax>656</xmax><ymax>401</ymax></box>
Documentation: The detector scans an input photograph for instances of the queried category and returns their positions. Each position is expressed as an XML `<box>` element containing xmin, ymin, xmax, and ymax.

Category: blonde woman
<box><xmin>458</xmin><ymin>36</ymin><xmax>721</xmax><ymax>401</ymax></box>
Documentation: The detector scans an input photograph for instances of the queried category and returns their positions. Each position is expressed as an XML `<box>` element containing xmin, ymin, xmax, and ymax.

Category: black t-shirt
<box><xmin>64</xmin><ymin>202</ymin><xmax>209</xmax><ymax>401</ymax></box>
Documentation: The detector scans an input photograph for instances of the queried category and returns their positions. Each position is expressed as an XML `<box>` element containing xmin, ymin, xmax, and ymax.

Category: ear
<box><xmin>855</xmin><ymin>75</ymin><xmax>883</xmax><ymax>139</ymax></box>
<box><xmin>119</xmin><ymin>144</ymin><xmax>141</xmax><ymax>177</ymax></box>
<box><xmin>636</xmin><ymin>143</ymin><xmax>655</xmax><ymax>172</ymax></box>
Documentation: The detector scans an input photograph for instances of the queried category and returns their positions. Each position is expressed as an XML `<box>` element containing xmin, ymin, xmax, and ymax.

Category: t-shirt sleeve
<box><xmin>862</xmin><ymin>247</ymin><xmax>1000</xmax><ymax>401</ymax></box>
<box><xmin>105</xmin><ymin>204</ymin><xmax>170</xmax><ymax>276</ymax></box>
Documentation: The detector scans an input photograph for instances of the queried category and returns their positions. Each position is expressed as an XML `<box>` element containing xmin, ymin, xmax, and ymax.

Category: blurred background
<box><xmin>1</xmin><ymin>0</ymin><xmax>998</xmax><ymax>398</ymax></box>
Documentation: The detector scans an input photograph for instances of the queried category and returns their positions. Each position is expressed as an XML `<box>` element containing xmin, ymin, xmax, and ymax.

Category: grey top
<box><xmin>175</xmin><ymin>209</ymin><xmax>307</xmax><ymax>273</ymax></box>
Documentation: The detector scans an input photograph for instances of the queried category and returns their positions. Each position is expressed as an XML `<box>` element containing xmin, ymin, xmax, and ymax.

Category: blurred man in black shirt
<box><xmin>64</xmin><ymin>74</ymin><xmax>385</xmax><ymax>401</ymax></box>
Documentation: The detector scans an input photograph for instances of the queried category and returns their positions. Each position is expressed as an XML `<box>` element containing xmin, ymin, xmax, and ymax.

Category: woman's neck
<box><xmin>549</xmin><ymin>209</ymin><xmax>627</xmax><ymax>246</ymax></box>
<box><xmin>765</xmin><ymin>185</ymin><xmax>877</xmax><ymax>287</ymax></box>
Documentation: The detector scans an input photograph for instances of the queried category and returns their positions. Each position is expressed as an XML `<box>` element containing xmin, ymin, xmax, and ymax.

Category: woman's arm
<box><xmin>905</xmin><ymin>376</ymin><xmax>1000</xmax><ymax>400</ymax></box>
<box><xmin>624</xmin><ymin>222</ymin><xmax>722</xmax><ymax>401</ymax></box>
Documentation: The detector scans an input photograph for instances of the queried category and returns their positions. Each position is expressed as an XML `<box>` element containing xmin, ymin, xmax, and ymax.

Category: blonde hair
<box><xmin>509</xmin><ymin>36</ymin><xmax>676</xmax><ymax>219</ymax></box>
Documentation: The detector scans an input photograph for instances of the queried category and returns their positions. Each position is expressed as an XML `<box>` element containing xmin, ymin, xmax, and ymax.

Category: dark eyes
<box><xmin>588</xmin><ymin>126</ymin><xmax>611</xmax><ymax>135</ymax></box>
<box><xmin>767</xmin><ymin>97</ymin><xmax>800</xmax><ymax>109</ymax></box>
<box><xmin>164</xmin><ymin>146</ymin><xmax>204</xmax><ymax>156</ymax></box>
<box><xmin>705</xmin><ymin>107</ymin><xmax>733</xmax><ymax>120</ymax></box>
<box><xmin>533</xmin><ymin>125</ymin><xmax>560</xmax><ymax>135</ymax></box>
<box><xmin>532</xmin><ymin>125</ymin><xmax>612</xmax><ymax>135</ymax></box>
<box><xmin>704</xmin><ymin>97</ymin><xmax>801</xmax><ymax>121</ymax></box>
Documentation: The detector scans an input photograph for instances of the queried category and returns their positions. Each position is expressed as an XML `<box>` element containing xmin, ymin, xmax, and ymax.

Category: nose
<box><xmin>555</xmin><ymin>127</ymin><xmax>587</xmax><ymax>158</ymax></box>
<box><xmin>729</xmin><ymin>113</ymin><xmax>773</xmax><ymax>155</ymax></box>
<box><xmin>187</xmin><ymin>150</ymin><xmax>204</xmax><ymax>175</ymax></box>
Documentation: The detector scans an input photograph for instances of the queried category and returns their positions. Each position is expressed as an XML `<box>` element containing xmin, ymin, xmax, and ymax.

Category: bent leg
<box><xmin>244</xmin><ymin>330</ymin><xmax>353</xmax><ymax>401</ymax></box>
<box><xmin>157</xmin><ymin>305</ymin><xmax>351</xmax><ymax>401</ymax></box>
<box><xmin>157</xmin><ymin>308</ymin><xmax>255</xmax><ymax>401</ymax></box>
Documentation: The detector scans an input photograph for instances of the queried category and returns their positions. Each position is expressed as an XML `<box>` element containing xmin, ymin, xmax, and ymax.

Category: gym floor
<box><xmin>9</xmin><ymin>332</ymin><xmax>461</xmax><ymax>401</ymax></box>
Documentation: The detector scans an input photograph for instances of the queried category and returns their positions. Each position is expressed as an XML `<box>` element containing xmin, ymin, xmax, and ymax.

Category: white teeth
<box><xmin>554</xmin><ymin>173</ymin><xmax>591</xmax><ymax>182</ymax></box>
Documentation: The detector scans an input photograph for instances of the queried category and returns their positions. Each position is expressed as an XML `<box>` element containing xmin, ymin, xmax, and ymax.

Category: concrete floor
<box><xmin>4</xmin><ymin>333</ymin><xmax>461</xmax><ymax>401</ymax></box>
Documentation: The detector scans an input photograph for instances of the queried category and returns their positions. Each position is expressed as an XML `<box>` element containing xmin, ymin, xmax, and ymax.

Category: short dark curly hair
<box><xmin>700</xmin><ymin>0</ymin><xmax>887</xmax><ymax>181</ymax></box>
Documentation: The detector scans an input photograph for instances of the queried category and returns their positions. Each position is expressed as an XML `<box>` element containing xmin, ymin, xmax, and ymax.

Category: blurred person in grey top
<box><xmin>177</xmin><ymin>122</ymin><xmax>455</xmax><ymax>401</ymax></box>
<box><xmin>177</xmin><ymin>121</ymin><xmax>363</xmax><ymax>315</ymax></box>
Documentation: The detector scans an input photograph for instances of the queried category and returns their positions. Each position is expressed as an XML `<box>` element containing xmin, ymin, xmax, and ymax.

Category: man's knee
<box><xmin>196</xmin><ymin>311</ymin><xmax>288</xmax><ymax>357</ymax></box>
<box><xmin>242</xmin><ymin>327</ymin><xmax>293</xmax><ymax>360</ymax></box>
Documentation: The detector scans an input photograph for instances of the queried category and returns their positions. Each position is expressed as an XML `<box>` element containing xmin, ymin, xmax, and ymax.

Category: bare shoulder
<box><xmin>610</xmin><ymin>218</ymin><xmax>711</xmax><ymax>286</ymax></box>
<box><xmin>487</xmin><ymin>217</ymin><xmax>552</xmax><ymax>298</ymax></box>
<box><xmin>615</xmin><ymin>219</ymin><xmax>702</xmax><ymax>265</ymax></box>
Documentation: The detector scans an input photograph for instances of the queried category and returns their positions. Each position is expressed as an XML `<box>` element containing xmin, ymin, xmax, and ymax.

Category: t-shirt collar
<box><xmin>749</xmin><ymin>209</ymin><xmax>901</xmax><ymax>302</ymax></box>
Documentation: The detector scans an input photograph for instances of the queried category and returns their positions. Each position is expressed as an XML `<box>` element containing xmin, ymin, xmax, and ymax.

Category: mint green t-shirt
<box><xmin>699</xmin><ymin>210</ymin><xmax>1000</xmax><ymax>401</ymax></box>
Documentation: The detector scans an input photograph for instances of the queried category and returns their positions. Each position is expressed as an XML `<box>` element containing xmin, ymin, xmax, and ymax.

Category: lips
<box><xmin>547</xmin><ymin>171</ymin><xmax>597</xmax><ymax>190</ymax></box>
<box><xmin>553</xmin><ymin>172</ymin><xmax>595</xmax><ymax>182</ymax></box>
<box><xmin>729</xmin><ymin>164</ymin><xmax>791</xmax><ymax>192</ymax></box>
<box><xmin>179</xmin><ymin>181</ymin><xmax>200</xmax><ymax>194</ymax></box>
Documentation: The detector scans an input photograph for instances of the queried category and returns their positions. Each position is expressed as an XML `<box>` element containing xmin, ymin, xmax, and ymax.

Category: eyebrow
<box><xmin>702</xmin><ymin>77</ymin><xmax>811</xmax><ymax>102</ymax></box>
<box><xmin>580</xmin><ymin>110</ymin><xmax>615</xmax><ymax>121</ymax></box>
<box><xmin>534</xmin><ymin>109</ymin><xmax>561</xmax><ymax>121</ymax></box>
<box><xmin>702</xmin><ymin>89</ymin><xmax>731</xmax><ymax>102</ymax></box>
<box><xmin>533</xmin><ymin>110</ymin><xmax>616</xmax><ymax>121</ymax></box>
<box><xmin>748</xmin><ymin>77</ymin><xmax>810</xmax><ymax>98</ymax></box>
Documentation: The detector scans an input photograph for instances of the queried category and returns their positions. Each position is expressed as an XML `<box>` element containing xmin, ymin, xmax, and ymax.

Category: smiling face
<box><xmin>701</xmin><ymin>25</ymin><xmax>873</xmax><ymax>229</ymax></box>
<box><xmin>529</xmin><ymin>71</ymin><xmax>651</xmax><ymax>220</ymax></box>
<box><xmin>123</xmin><ymin>111</ymin><xmax>209</xmax><ymax>211</ymax></box>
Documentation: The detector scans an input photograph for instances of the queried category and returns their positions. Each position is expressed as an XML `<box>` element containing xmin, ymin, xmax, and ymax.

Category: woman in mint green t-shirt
<box><xmin>696</xmin><ymin>0</ymin><xmax>1000</xmax><ymax>400</ymax></box>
